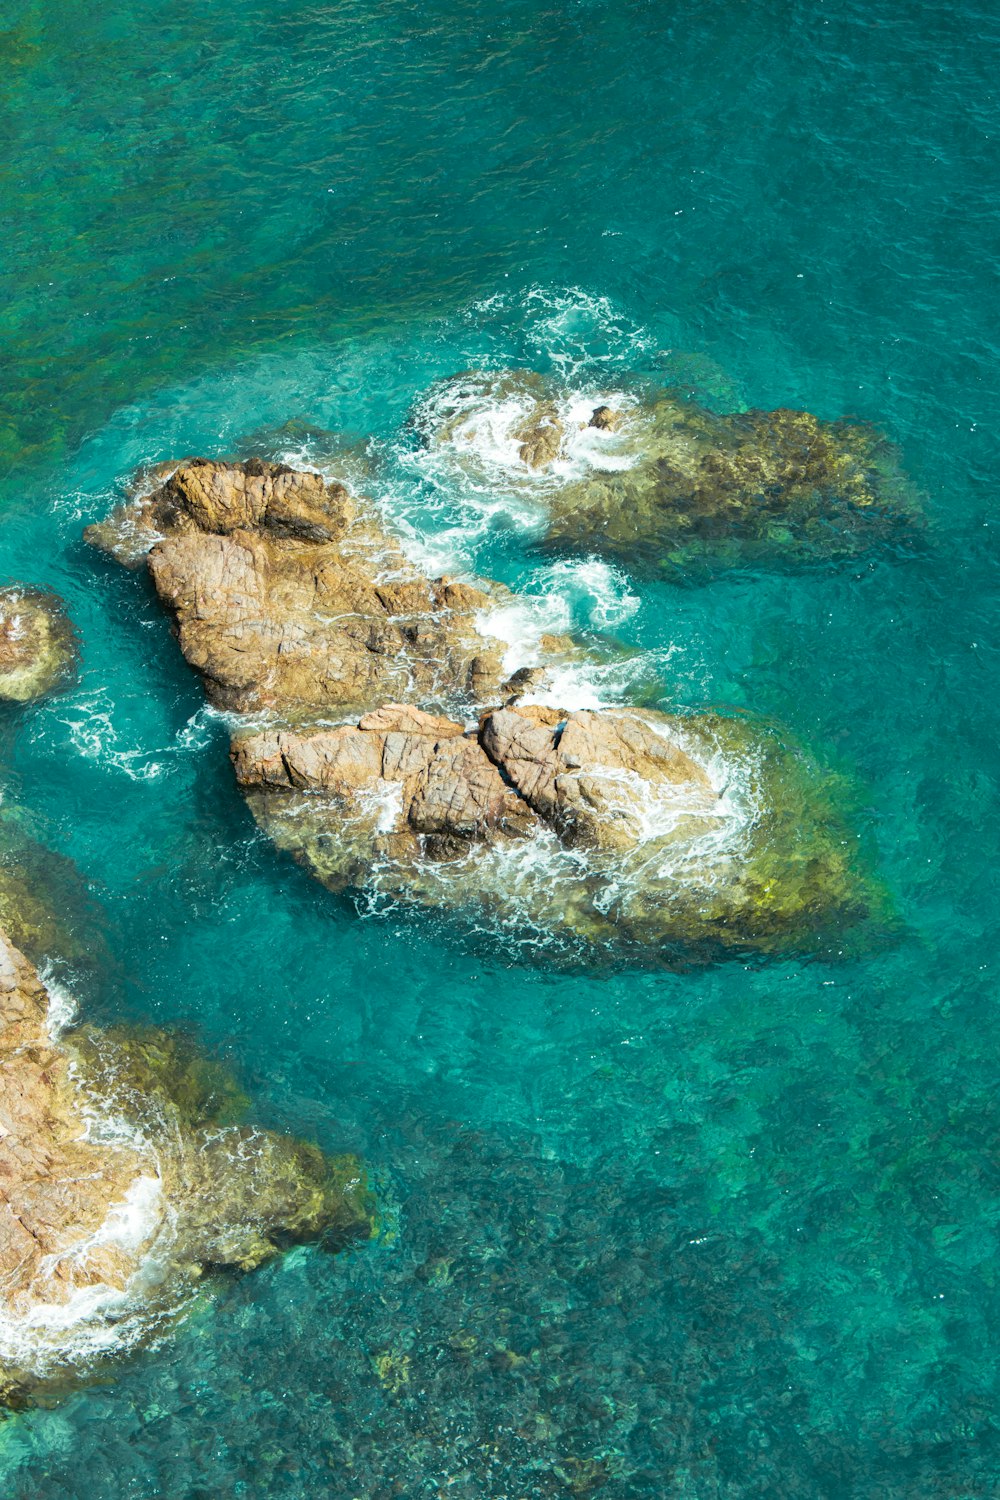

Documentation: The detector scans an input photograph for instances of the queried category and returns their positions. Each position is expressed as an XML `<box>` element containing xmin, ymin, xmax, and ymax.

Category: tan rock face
<box><xmin>0</xmin><ymin>929</ymin><xmax>373</xmax><ymax>1406</ymax></box>
<box><xmin>86</xmin><ymin>459</ymin><xmax>527</xmax><ymax>715</ymax></box>
<box><xmin>0</xmin><ymin>588</ymin><xmax>77</xmax><ymax>703</ymax></box>
<box><xmin>515</xmin><ymin>408</ymin><xmax>564</xmax><ymax>469</ymax></box>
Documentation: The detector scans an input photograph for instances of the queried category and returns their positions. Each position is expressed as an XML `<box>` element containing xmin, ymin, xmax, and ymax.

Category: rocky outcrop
<box><xmin>86</xmin><ymin>458</ymin><xmax>569</xmax><ymax>715</ymax></box>
<box><xmin>0</xmin><ymin>929</ymin><xmax>373</xmax><ymax>1406</ymax></box>
<box><xmin>0</xmin><ymin>587</ymin><xmax>77</xmax><ymax>702</ymax></box>
<box><xmin>91</xmin><ymin>458</ymin><xmax>885</xmax><ymax>961</ymax></box>
<box><xmin>232</xmin><ymin>702</ymin><xmax>882</xmax><ymax>958</ymax></box>
<box><xmin>415</xmin><ymin>370</ymin><xmax>921</xmax><ymax>574</ymax></box>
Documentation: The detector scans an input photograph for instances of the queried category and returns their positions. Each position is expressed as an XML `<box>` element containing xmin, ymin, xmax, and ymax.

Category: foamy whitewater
<box><xmin>401</xmin><ymin>372</ymin><xmax>641</xmax><ymax>537</ymax></box>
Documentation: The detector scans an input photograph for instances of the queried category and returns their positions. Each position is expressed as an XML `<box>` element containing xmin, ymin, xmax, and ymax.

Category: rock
<box><xmin>415</xmin><ymin>370</ymin><xmax>568</xmax><ymax>476</ymax></box>
<box><xmin>0</xmin><ymin>809</ymin><xmax>113</xmax><ymax>993</ymax></box>
<box><xmin>232</xmin><ymin>702</ymin><xmax>883</xmax><ymax>959</ymax></box>
<box><xmin>479</xmin><ymin>705</ymin><xmax>718</xmax><ymax>851</ymax></box>
<box><xmin>0</xmin><ymin>930</ymin><xmax>374</xmax><ymax>1406</ymax></box>
<box><xmin>414</xmin><ymin>370</ymin><xmax>922</xmax><ymax>574</ymax></box>
<box><xmin>231</xmin><ymin>704</ymin><xmax>536</xmax><ymax>882</ymax></box>
<box><xmin>92</xmin><ymin>457</ymin><xmax>886</xmax><ymax>961</ymax></box>
<box><xmin>87</xmin><ymin>459</ymin><xmax>545</xmax><ymax>715</ymax></box>
<box><xmin>0</xmin><ymin>587</ymin><xmax>77</xmax><ymax>702</ymax></box>
<box><xmin>547</xmin><ymin>398</ymin><xmax>922</xmax><ymax>573</ymax></box>
<box><xmin>588</xmin><ymin>405</ymin><xmax>621</xmax><ymax>432</ymax></box>
<box><xmin>515</xmin><ymin>408</ymin><xmax>564</xmax><ymax>469</ymax></box>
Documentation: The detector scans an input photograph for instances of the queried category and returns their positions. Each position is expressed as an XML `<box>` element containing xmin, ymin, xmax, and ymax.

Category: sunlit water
<box><xmin>2</xmin><ymin>1</ymin><xmax>1000</xmax><ymax>1495</ymax></box>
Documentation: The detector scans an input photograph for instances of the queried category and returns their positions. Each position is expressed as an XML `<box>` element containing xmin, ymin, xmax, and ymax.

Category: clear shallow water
<box><xmin>3</xmin><ymin>0</ymin><xmax>1000</xmax><ymax>1495</ymax></box>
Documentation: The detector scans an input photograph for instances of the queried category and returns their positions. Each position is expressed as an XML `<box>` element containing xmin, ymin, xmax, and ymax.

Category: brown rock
<box><xmin>515</xmin><ymin>408</ymin><xmax>564</xmax><ymax>469</ymax></box>
<box><xmin>0</xmin><ymin>930</ymin><xmax>373</xmax><ymax>1405</ymax></box>
<box><xmin>89</xmin><ymin>459</ymin><xmax>518</xmax><ymax>715</ymax></box>
<box><xmin>588</xmin><ymin>405</ymin><xmax>621</xmax><ymax>432</ymax></box>
<box><xmin>413</xmin><ymin>367</ymin><xmax>922</xmax><ymax>573</ymax></box>
<box><xmin>231</xmin><ymin>701</ymin><xmax>879</xmax><ymax>958</ymax></box>
<box><xmin>92</xmin><ymin>459</ymin><xmax>884</xmax><ymax>961</ymax></box>
<box><xmin>232</xmin><ymin>704</ymin><xmax>535</xmax><ymax>886</ymax></box>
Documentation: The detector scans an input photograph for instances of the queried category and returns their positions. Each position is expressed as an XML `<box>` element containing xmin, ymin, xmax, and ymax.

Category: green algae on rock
<box><xmin>0</xmin><ymin>586</ymin><xmax>77</xmax><ymax>702</ymax></box>
<box><xmin>414</xmin><ymin>369</ymin><xmax>922</xmax><ymax>575</ymax></box>
<box><xmin>0</xmin><ymin>807</ymin><xmax>113</xmax><ymax>992</ymax></box>
<box><xmin>0</xmin><ymin>929</ymin><xmax>374</xmax><ymax>1409</ymax></box>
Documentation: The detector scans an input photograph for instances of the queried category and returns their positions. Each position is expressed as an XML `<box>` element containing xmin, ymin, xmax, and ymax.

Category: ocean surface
<box><xmin>3</xmin><ymin>0</ymin><xmax>1000</xmax><ymax>1494</ymax></box>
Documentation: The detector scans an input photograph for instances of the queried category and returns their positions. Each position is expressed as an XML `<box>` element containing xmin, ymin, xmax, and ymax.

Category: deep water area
<box><xmin>3</xmin><ymin>0</ymin><xmax>1000</xmax><ymax>1494</ymax></box>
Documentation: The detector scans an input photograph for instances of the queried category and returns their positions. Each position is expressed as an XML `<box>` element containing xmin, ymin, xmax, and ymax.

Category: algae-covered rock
<box><xmin>0</xmin><ymin>807</ymin><xmax>113</xmax><ymax>990</ymax></box>
<box><xmin>544</xmin><ymin>400</ymin><xmax>922</xmax><ymax>575</ymax></box>
<box><xmin>0</xmin><ymin>586</ymin><xmax>77</xmax><ymax>701</ymax></box>
<box><xmin>414</xmin><ymin>369</ymin><xmax>922</xmax><ymax>575</ymax></box>
<box><xmin>232</xmin><ymin>700</ymin><xmax>884</xmax><ymax>961</ymax></box>
<box><xmin>0</xmin><ymin>929</ymin><xmax>374</xmax><ymax>1408</ymax></box>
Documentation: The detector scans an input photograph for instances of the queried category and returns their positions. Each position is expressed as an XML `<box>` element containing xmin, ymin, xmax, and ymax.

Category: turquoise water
<box><xmin>3</xmin><ymin>0</ymin><xmax>1000</xmax><ymax>1493</ymax></box>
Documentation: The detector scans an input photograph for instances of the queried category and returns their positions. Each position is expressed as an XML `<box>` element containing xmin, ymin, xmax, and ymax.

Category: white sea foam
<box><xmin>406</xmin><ymin>373</ymin><xmax>641</xmax><ymax>511</ymax></box>
<box><xmin>0</xmin><ymin>590</ymin><xmax>30</xmax><ymax>641</ymax></box>
<box><xmin>524</xmin><ymin>558</ymin><xmax>640</xmax><ymax>630</ymax></box>
<box><xmin>40</xmin><ymin>967</ymin><xmax>79</xmax><ymax>1038</ymax></box>
<box><xmin>474</xmin><ymin>561</ymin><xmax>660</xmax><ymax>712</ymax></box>
<box><xmin>355</xmin><ymin>779</ymin><xmax>405</xmax><ymax>834</ymax></box>
<box><xmin>476</xmin><ymin>595</ymin><xmax>572</xmax><ymax>677</ymax></box>
<box><xmin>44</xmin><ymin>691</ymin><xmax>228</xmax><ymax>782</ymax></box>
<box><xmin>467</xmin><ymin>284</ymin><xmax>656</xmax><ymax>377</ymax></box>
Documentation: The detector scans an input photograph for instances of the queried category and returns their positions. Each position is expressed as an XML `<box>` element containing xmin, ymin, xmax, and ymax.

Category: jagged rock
<box><xmin>92</xmin><ymin>458</ymin><xmax>885</xmax><ymax>960</ymax></box>
<box><xmin>0</xmin><ymin>930</ymin><xmax>373</xmax><ymax>1406</ymax></box>
<box><xmin>86</xmin><ymin>459</ymin><xmax>543</xmax><ymax>715</ymax></box>
<box><xmin>0</xmin><ymin>587</ymin><xmax>77</xmax><ymax>702</ymax></box>
<box><xmin>232</xmin><ymin>702</ymin><xmax>883</xmax><ymax>959</ymax></box>
<box><xmin>415</xmin><ymin>370</ymin><xmax>921</xmax><ymax>572</ymax></box>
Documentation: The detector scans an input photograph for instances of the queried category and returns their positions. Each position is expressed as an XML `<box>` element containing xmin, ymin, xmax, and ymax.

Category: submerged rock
<box><xmin>232</xmin><ymin>701</ymin><xmax>883</xmax><ymax>959</ymax></box>
<box><xmin>414</xmin><ymin>370</ymin><xmax>922</xmax><ymax>574</ymax></box>
<box><xmin>91</xmin><ymin>458</ymin><xmax>885</xmax><ymax>961</ymax></box>
<box><xmin>0</xmin><ymin>587</ymin><xmax>77</xmax><ymax>702</ymax></box>
<box><xmin>0</xmin><ymin>929</ymin><xmax>373</xmax><ymax>1407</ymax></box>
<box><xmin>0</xmin><ymin>809</ymin><xmax>114</xmax><ymax>994</ymax></box>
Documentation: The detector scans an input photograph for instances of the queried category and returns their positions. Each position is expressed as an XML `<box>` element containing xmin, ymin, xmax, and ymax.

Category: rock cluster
<box><xmin>0</xmin><ymin>586</ymin><xmax>77</xmax><ymax>702</ymax></box>
<box><xmin>0</xmin><ymin>928</ymin><xmax>373</xmax><ymax>1406</ymax></box>
<box><xmin>416</xmin><ymin>369</ymin><xmax>921</xmax><ymax>574</ymax></box>
<box><xmin>91</xmin><ymin>459</ymin><xmax>884</xmax><ymax>959</ymax></box>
